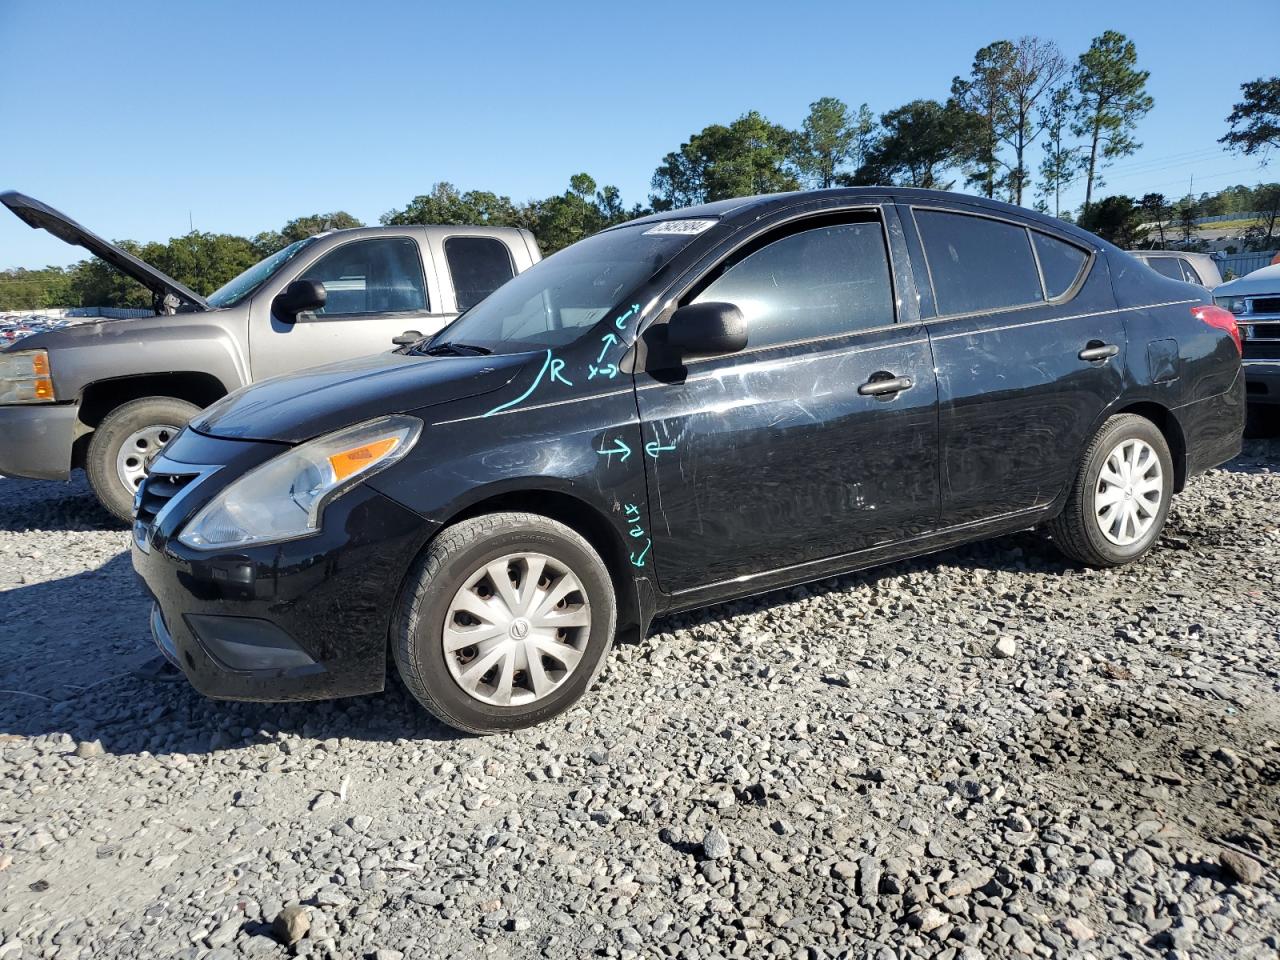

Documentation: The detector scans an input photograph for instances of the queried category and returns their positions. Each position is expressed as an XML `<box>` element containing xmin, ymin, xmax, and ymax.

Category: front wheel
<box><xmin>1046</xmin><ymin>413</ymin><xmax>1174</xmax><ymax>567</ymax></box>
<box><xmin>392</xmin><ymin>512</ymin><xmax>617</xmax><ymax>734</ymax></box>
<box><xmin>85</xmin><ymin>396</ymin><xmax>200</xmax><ymax>523</ymax></box>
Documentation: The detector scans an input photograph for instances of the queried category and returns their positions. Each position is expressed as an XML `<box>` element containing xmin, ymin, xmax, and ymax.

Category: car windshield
<box><xmin>206</xmin><ymin>237</ymin><xmax>319</xmax><ymax>308</ymax></box>
<box><xmin>423</xmin><ymin>221</ymin><xmax>712</xmax><ymax>354</ymax></box>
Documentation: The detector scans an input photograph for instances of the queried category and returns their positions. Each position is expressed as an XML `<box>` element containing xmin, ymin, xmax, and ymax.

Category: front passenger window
<box><xmin>299</xmin><ymin>238</ymin><xmax>428</xmax><ymax>317</ymax></box>
<box><xmin>692</xmin><ymin>220</ymin><xmax>894</xmax><ymax>349</ymax></box>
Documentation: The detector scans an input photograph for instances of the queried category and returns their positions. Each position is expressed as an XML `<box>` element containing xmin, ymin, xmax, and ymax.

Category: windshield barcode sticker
<box><xmin>643</xmin><ymin>219</ymin><xmax>717</xmax><ymax>236</ymax></box>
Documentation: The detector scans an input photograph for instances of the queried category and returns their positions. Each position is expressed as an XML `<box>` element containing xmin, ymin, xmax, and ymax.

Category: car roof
<box><xmin>620</xmin><ymin>188</ymin><xmax>1105</xmax><ymax>247</ymax></box>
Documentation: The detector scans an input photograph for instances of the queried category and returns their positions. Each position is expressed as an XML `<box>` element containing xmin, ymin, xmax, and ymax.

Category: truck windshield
<box><xmin>424</xmin><ymin>221</ymin><xmax>712</xmax><ymax>354</ymax></box>
<box><xmin>206</xmin><ymin>237</ymin><xmax>319</xmax><ymax>308</ymax></box>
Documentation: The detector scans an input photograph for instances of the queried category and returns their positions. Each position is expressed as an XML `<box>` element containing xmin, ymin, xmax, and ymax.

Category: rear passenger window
<box><xmin>691</xmin><ymin>219</ymin><xmax>894</xmax><ymax>349</ymax></box>
<box><xmin>1032</xmin><ymin>232</ymin><xmax>1089</xmax><ymax>299</ymax></box>
<box><xmin>1145</xmin><ymin>257</ymin><xmax>1184</xmax><ymax>281</ymax></box>
<box><xmin>1178</xmin><ymin>259</ymin><xmax>1203</xmax><ymax>285</ymax></box>
<box><xmin>915</xmin><ymin>210</ymin><xmax>1042</xmax><ymax>315</ymax></box>
<box><xmin>446</xmin><ymin>237</ymin><xmax>516</xmax><ymax>312</ymax></box>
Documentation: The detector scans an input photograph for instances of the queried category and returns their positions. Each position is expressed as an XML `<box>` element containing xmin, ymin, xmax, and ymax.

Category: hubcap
<box><xmin>1094</xmin><ymin>438</ymin><xmax>1164</xmax><ymax>547</ymax></box>
<box><xmin>442</xmin><ymin>552</ymin><xmax>591</xmax><ymax>707</ymax></box>
<box><xmin>116</xmin><ymin>423</ymin><xmax>181</xmax><ymax>493</ymax></box>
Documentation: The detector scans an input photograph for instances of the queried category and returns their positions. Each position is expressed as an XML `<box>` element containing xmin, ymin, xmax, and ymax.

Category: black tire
<box><xmin>86</xmin><ymin>396</ymin><xmax>200</xmax><ymax>524</ymax></box>
<box><xmin>392</xmin><ymin>512</ymin><xmax>617</xmax><ymax>734</ymax></box>
<box><xmin>1046</xmin><ymin>413</ymin><xmax>1174</xmax><ymax>568</ymax></box>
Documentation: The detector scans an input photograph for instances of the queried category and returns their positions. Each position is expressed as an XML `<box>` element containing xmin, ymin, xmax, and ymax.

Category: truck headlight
<box><xmin>0</xmin><ymin>349</ymin><xmax>55</xmax><ymax>404</ymax></box>
<box><xmin>1213</xmin><ymin>296</ymin><xmax>1246</xmax><ymax>316</ymax></box>
<box><xmin>178</xmin><ymin>415</ymin><xmax>421</xmax><ymax>549</ymax></box>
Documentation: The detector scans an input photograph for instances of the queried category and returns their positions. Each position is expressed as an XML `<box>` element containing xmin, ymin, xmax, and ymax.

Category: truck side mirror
<box><xmin>272</xmin><ymin>279</ymin><xmax>327</xmax><ymax>323</ymax></box>
<box><xmin>667</xmin><ymin>301</ymin><xmax>748</xmax><ymax>356</ymax></box>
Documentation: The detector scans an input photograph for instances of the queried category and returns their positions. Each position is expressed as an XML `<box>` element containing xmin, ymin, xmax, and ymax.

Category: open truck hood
<box><xmin>1</xmin><ymin>191</ymin><xmax>208</xmax><ymax>313</ymax></box>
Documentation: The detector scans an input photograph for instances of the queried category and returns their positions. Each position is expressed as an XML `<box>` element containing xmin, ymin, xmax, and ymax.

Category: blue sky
<box><xmin>1</xmin><ymin>0</ymin><xmax>1277</xmax><ymax>268</ymax></box>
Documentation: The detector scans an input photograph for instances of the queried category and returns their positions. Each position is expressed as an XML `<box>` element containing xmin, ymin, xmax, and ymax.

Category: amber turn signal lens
<box><xmin>327</xmin><ymin>437</ymin><xmax>400</xmax><ymax>482</ymax></box>
<box><xmin>31</xmin><ymin>353</ymin><xmax>50</xmax><ymax>376</ymax></box>
<box><xmin>34</xmin><ymin>377</ymin><xmax>54</xmax><ymax>400</ymax></box>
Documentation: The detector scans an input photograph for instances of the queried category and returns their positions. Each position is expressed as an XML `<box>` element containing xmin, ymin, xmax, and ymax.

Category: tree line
<box><xmin>2</xmin><ymin>42</ymin><xmax>1277</xmax><ymax>311</ymax></box>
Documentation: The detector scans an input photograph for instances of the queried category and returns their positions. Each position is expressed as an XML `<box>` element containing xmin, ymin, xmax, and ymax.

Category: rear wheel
<box><xmin>86</xmin><ymin>397</ymin><xmax>200</xmax><ymax>523</ymax></box>
<box><xmin>1046</xmin><ymin>413</ymin><xmax>1174</xmax><ymax>567</ymax></box>
<box><xmin>393</xmin><ymin>512</ymin><xmax>617</xmax><ymax>734</ymax></box>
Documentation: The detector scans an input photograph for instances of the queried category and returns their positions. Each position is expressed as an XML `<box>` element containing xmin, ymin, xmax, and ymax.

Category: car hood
<box><xmin>1216</xmin><ymin>263</ymin><xmax>1280</xmax><ymax>298</ymax></box>
<box><xmin>191</xmin><ymin>350</ymin><xmax>528</xmax><ymax>443</ymax></box>
<box><xmin>1</xmin><ymin>191</ymin><xmax>208</xmax><ymax>312</ymax></box>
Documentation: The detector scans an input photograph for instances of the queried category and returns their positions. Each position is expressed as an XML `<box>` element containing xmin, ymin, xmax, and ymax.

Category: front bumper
<box><xmin>131</xmin><ymin>432</ymin><xmax>438</xmax><ymax>702</ymax></box>
<box><xmin>1243</xmin><ymin>359</ymin><xmax>1280</xmax><ymax>405</ymax></box>
<box><xmin>0</xmin><ymin>402</ymin><xmax>77</xmax><ymax>480</ymax></box>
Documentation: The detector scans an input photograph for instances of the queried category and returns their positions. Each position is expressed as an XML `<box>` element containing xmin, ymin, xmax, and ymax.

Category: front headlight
<box><xmin>0</xmin><ymin>349</ymin><xmax>55</xmax><ymax>404</ymax></box>
<box><xmin>1214</xmin><ymin>296</ymin><xmax>1246</xmax><ymax>316</ymax></box>
<box><xmin>178</xmin><ymin>415</ymin><xmax>422</xmax><ymax>550</ymax></box>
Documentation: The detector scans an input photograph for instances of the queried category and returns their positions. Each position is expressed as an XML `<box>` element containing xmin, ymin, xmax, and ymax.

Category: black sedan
<box><xmin>132</xmin><ymin>188</ymin><xmax>1245</xmax><ymax>733</ymax></box>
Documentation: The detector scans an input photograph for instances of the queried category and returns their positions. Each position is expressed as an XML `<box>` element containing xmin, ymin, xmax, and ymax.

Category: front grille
<box><xmin>135</xmin><ymin>471</ymin><xmax>198</xmax><ymax>526</ymax></box>
<box><xmin>1248</xmin><ymin>322</ymin><xmax>1280</xmax><ymax>340</ymax></box>
<box><xmin>1251</xmin><ymin>297</ymin><xmax>1280</xmax><ymax>315</ymax></box>
<box><xmin>1244</xmin><ymin>338</ymin><xmax>1280</xmax><ymax>360</ymax></box>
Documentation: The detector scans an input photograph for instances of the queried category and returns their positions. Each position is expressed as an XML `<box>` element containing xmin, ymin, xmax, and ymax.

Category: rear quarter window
<box><xmin>1032</xmin><ymin>232</ymin><xmax>1090</xmax><ymax>299</ymax></box>
<box><xmin>915</xmin><ymin>209</ymin><xmax>1043</xmax><ymax>316</ymax></box>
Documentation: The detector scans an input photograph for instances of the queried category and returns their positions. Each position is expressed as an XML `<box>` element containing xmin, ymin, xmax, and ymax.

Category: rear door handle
<box><xmin>858</xmin><ymin>375</ymin><xmax>913</xmax><ymax>397</ymax></box>
<box><xmin>1078</xmin><ymin>342</ymin><xmax>1119</xmax><ymax>361</ymax></box>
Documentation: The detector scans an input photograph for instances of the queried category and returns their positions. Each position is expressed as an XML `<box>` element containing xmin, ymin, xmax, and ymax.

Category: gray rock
<box><xmin>1221</xmin><ymin>849</ymin><xmax>1265</xmax><ymax>885</ymax></box>
<box><xmin>702</xmin><ymin>828</ymin><xmax>731</xmax><ymax>860</ymax></box>
<box><xmin>272</xmin><ymin>905</ymin><xmax>310</xmax><ymax>945</ymax></box>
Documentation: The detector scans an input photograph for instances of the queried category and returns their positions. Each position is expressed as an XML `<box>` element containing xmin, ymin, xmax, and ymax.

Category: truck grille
<box><xmin>1248</xmin><ymin>322</ymin><xmax>1280</xmax><ymax>340</ymax></box>
<box><xmin>1251</xmin><ymin>297</ymin><xmax>1280</xmax><ymax>315</ymax></box>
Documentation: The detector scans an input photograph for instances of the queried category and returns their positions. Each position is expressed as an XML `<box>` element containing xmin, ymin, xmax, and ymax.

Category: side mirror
<box><xmin>272</xmin><ymin>279</ymin><xmax>327</xmax><ymax>323</ymax></box>
<box><xmin>392</xmin><ymin>330</ymin><xmax>423</xmax><ymax>347</ymax></box>
<box><xmin>667</xmin><ymin>301</ymin><xmax>747</xmax><ymax>356</ymax></box>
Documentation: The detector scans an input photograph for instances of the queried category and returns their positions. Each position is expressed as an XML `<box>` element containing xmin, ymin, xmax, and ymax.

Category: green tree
<box><xmin>1220</xmin><ymin>77</ymin><xmax>1280</xmax><ymax>161</ymax></box>
<box><xmin>381</xmin><ymin>182</ymin><xmax>523</xmax><ymax>227</ymax></box>
<box><xmin>793</xmin><ymin>97</ymin><xmax>859</xmax><ymax>189</ymax></box>
<box><xmin>1037</xmin><ymin>84</ymin><xmax>1081</xmax><ymax>217</ymax></box>
<box><xmin>1138</xmin><ymin>192</ymin><xmax>1171</xmax><ymax>246</ymax></box>
<box><xmin>951</xmin><ymin>41</ymin><xmax>1017</xmax><ymax>198</ymax></box>
<box><xmin>1071</xmin><ymin>31</ymin><xmax>1154</xmax><ymax>211</ymax></box>
<box><xmin>1002</xmin><ymin>36</ymin><xmax>1067</xmax><ymax>205</ymax></box>
<box><xmin>147</xmin><ymin>232</ymin><xmax>262</xmax><ymax>296</ymax></box>
<box><xmin>1076</xmin><ymin>194</ymin><xmax>1142</xmax><ymax>247</ymax></box>
<box><xmin>650</xmin><ymin>111</ymin><xmax>800</xmax><ymax>210</ymax></box>
<box><xmin>254</xmin><ymin>211</ymin><xmax>364</xmax><ymax>255</ymax></box>
<box><xmin>854</xmin><ymin>100</ymin><xmax>979</xmax><ymax>189</ymax></box>
<box><xmin>530</xmin><ymin>174</ymin><xmax>640</xmax><ymax>253</ymax></box>
<box><xmin>0</xmin><ymin>266</ymin><xmax>74</xmax><ymax>310</ymax></box>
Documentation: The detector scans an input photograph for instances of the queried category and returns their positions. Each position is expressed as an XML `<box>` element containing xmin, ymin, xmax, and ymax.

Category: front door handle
<box><xmin>1078</xmin><ymin>341</ymin><xmax>1119</xmax><ymax>362</ymax></box>
<box><xmin>858</xmin><ymin>374</ymin><xmax>913</xmax><ymax>397</ymax></box>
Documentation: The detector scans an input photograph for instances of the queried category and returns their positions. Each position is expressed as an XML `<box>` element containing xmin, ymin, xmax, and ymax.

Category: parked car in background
<box><xmin>0</xmin><ymin>192</ymin><xmax>540</xmax><ymax>520</ymax></box>
<box><xmin>1214</xmin><ymin>263</ymin><xmax>1280</xmax><ymax>421</ymax></box>
<box><xmin>1131</xmin><ymin>250</ymin><xmax>1223</xmax><ymax>289</ymax></box>
<box><xmin>132</xmin><ymin>187</ymin><xmax>1245</xmax><ymax>734</ymax></box>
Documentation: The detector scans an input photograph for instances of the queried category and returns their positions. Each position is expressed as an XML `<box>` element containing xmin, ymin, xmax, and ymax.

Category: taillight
<box><xmin>1193</xmin><ymin>304</ymin><xmax>1242</xmax><ymax>355</ymax></box>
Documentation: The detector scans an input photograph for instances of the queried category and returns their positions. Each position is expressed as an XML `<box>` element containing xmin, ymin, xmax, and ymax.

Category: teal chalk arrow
<box><xmin>596</xmin><ymin>332</ymin><xmax>619</xmax><ymax>364</ymax></box>
<box><xmin>614</xmin><ymin>303</ymin><xmax>641</xmax><ymax>329</ymax></box>
<box><xmin>596</xmin><ymin>437</ymin><xmax>632</xmax><ymax>463</ymax></box>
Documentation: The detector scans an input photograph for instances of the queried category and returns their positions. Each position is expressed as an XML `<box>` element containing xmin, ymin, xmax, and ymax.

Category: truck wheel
<box><xmin>392</xmin><ymin>512</ymin><xmax>617</xmax><ymax>734</ymax></box>
<box><xmin>1046</xmin><ymin>413</ymin><xmax>1174</xmax><ymax>568</ymax></box>
<box><xmin>86</xmin><ymin>397</ymin><xmax>200</xmax><ymax>523</ymax></box>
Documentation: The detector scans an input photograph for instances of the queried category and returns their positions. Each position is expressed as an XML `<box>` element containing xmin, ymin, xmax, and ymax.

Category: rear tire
<box><xmin>392</xmin><ymin>512</ymin><xmax>617</xmax><ymax>734</ymax></box>
<box><xmin>1046</xmin><ymin>413</ymin><xmax>1174</xmax><ymax>568</ymax></box>
<box><xmin>86</xmin><ymin>396</ymin><xmax>200</xmax><ymax>524</ymax></box>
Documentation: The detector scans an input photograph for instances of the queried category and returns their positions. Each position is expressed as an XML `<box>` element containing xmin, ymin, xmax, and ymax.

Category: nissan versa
<box><xmin>131</xmin><ymin>188</ymin><xmax>1245</xmax><ymax>734</ymax></box>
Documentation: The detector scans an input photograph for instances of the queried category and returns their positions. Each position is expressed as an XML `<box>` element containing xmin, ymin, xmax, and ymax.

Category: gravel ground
<box><xmin>1</xmin><ymin>436</ymin><xmax>1278</xmax><ymax>960</ymax></box>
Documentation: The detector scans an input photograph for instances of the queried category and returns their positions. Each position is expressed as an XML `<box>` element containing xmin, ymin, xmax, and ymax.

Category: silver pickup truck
<box><xmin>0</xmin><ymin>192</ymin><xmax>540</xmax><ymax>520</ymax></box>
